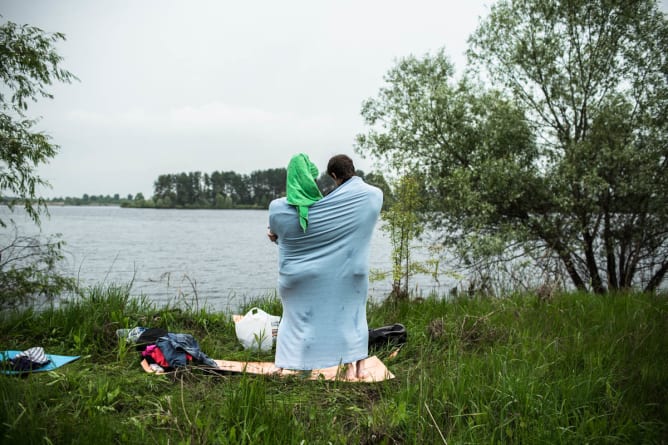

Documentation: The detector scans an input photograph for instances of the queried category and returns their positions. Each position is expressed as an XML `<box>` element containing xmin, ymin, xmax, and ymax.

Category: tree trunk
<box><xmin>618</xmin><ymin>243</ymin><xmax>629</xmax><ymax>288</ymax></box>
<box><xmin>555</xmin><ymin>244</ymin><xmax>587</xmax><ymax>291</ymax></box>
<box><xmin>604</xmin><ymin>211</ymin><xmax>618</xmax><ymax>289</ymax></box>
<box><xmin>537</xmin><ymin>226</ymin><xmax>588</xmax><ymax>291</ymax></box>
<box><xmin>645</xmin><ymin>261</ymin><xmax>668</xmax><ymax>292</ymax></box>
<box><xmin>583</xmin><ymin>232</ymin><xmax>606</xmax><ymax>294</ymax></box>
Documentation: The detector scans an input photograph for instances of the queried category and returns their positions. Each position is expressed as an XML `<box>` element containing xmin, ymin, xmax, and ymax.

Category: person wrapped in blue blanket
<box><xmin>268</xmin><ymin>154</ymin><xmax>383</xmax><ymax>378</ymax></box>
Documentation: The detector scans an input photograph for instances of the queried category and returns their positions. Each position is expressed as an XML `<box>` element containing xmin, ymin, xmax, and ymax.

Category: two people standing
<box><xmin>268</xmin><ymin>154</ymin><xmax>383</xmax><ymax>379</ymax></box>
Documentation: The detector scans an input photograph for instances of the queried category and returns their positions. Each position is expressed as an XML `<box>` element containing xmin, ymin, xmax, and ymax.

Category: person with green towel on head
<box><xmin>268</xmin><ymin>153</ymin><xmax>383</xmax><ymax>379</ymax></box>
<box><xmin>268</xmin><ymin>153</ymin><xmax>322</xmax><ymax>243</ymax></box>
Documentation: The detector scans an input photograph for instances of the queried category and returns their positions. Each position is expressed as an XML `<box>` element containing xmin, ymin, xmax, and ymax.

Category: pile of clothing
<box><xmin>118</xmin><ymin>327</ymin><xmax>218</xmax><ymax>373</ymax></box>
<box><xmin>1</xmin><ymin>347</ymin><xmax>51</xmax><ymax>372</ymax></box>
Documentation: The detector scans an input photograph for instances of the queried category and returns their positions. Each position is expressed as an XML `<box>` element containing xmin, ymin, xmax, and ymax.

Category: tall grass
<box><xmin>0</xmin><ymin>287</ymin><xmax>666</xmax><ymax>444</ymax></box>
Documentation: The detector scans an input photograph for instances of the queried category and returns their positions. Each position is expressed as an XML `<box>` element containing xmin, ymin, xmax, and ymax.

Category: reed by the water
<box><xmin>0</xmin><ymin>286</ymin><xmax>666</xmax><ymax>444</ymax></box>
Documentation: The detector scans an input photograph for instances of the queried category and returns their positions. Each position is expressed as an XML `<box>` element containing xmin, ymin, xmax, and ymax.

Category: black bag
<box><xmin>368</xmin><ymin>323</ymin><xmax>407</xmax><ymax>350</ymax></box>
<box><xmin>135</xmin><ymin>328</ymin><xmax>169</xmax><ymax>352</ymax></box>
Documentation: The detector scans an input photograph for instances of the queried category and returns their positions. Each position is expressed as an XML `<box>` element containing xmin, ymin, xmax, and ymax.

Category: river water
<box><xmin>2</xmin><ymin>206</ymin><xmax>451</xmax><ymax>312</ymax></box>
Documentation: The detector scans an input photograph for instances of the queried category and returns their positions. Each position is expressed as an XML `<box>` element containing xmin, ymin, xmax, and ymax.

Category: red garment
<box><xmin>142</xmin><ymin>344</ymin><xmax>193</xmax><ymax>368</ymax></box>
<box><xmin>142</xmin><ymin>344</ymin><xmax>170</xmax><ymax>368</ymax></box>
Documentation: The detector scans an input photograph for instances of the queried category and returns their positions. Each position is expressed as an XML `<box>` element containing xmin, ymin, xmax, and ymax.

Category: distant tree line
<box><xmin>41</xmin><ymin>193</ymin><xmax>145</xmax><ymax>206</ymax></box>
<box><xmin>143</xmin><ymin>168</ymin><xmax>392</xmax><ymax>209</ymax></box>
<box><xmin>34</xmin><ymin>168</ymin><xmax>393</xmax><ymax>210</ymax></box>
<box><xmin>147</xmin><ymin>169</ymin><xmax>287</xmax><ymax>209</ymax></box>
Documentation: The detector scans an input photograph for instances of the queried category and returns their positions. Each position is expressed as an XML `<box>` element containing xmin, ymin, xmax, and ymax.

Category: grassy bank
<box><xmin>1</xmin><ymin>287</ymin><xmax>666</xmax><ymax>444</ymax></box>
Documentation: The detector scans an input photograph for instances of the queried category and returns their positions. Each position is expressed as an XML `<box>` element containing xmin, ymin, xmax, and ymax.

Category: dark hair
<box><xmin>327</xmin><ymin>154</ymin><xmax>355</xmax><ymax>182</ymax></box>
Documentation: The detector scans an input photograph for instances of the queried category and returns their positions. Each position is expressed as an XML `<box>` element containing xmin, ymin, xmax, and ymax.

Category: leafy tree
<box><xmin>468</xmin><ymin>0</ymin><xmax>667</xmax><ymax>292</ymax></box>
<box><xmin>364</xmin><ymin>171</ymin><xmax>394</xmax><ymax>210</ymax></box>
<box><xmin>0</xmin><ymin>19</ymin><xmax>75</xmax><ymax>227</ymax></box>
<box><xmin>174</xmin><ymin>172</ymin><xmax>192</xmax><ymax>206</ymax></box>
<box><xmin>228</xmin><ymin>171</ymin><xmax>251</xmax><ymax>205</ymax></box>
<box><xmin>153</xmin><ymin>174</ymin><xmax>175</xmax><ymax>207</ymax></box>
<box><xmin>1</xmin><ymin>19</ymin><xmax>76</xmax><ymax>307</ymax></box>
<box><xmin>382</xmin><ymin>174</ymin><xmax>426</xmax><ymax>300</ymax></box>
<box><xmin>249</xmin><ymin>168</ymin><xmax>286</xmax><ymax>207</ymax></box>
<box><xmin>213</xmin><ymin>170</ymin><xmax>248</xmax><ymax>206</ymax></box>
<box><xmin>0</xmin><ymin>227</ymin><xmax>75</xmax><ymax>308</ymax></box>
<box><xmin>215</xmin><ymin>192</ymin><xmax>232</xmax><ymax>209</ymax></box>
<box><xmin>150</xmin><ymin>168</ymin><xmax>290</xmax><ymax>208</ymax></box>
<box><xmin>357</xmin><ymin>0</ymin><xmax>668</xmax><ymax>293</ymax></box>
<box><xmin>357</xmin><ymin>50</ymin><xmax>538</xmax><ymax>291</ymax></box>
<box><xmin>188</xmin><ymin>171</ymin><xmax>205</xmax><ymax>206</ymax></box>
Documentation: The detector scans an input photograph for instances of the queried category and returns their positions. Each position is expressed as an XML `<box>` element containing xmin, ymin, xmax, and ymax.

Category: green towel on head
<box><xmin>286</xmin><ymin>153</ymin><xmax>323</xmax><ymax>232</ymax></box>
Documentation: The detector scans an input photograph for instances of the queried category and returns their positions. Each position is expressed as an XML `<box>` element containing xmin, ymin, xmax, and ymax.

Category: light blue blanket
<box><xmin>1</xmin><ymin>350</ymin><xmax>80</xmax><ymax>375</ymax></box>
<box><xmin>269</xmin><ymin>176</ymin><xmax>383</xmax><ymax>369</ymax></box>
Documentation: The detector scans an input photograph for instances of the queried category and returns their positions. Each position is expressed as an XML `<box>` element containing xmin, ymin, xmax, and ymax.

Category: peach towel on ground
<box><xmin>140</xmin><ymin>355</ymin><xmax>394</xmax><ymax>382</ymax></box>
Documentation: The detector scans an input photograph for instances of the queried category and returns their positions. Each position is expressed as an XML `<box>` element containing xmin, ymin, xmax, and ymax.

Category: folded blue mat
<box><xmin>1</xmin><ymin>350</ymin><xmax>80</xmax><ymax>375</ymax></box>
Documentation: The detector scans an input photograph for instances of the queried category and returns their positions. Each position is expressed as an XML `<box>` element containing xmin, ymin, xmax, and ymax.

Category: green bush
<box><xmin>0</xmin><ymin>227</ymin><xmax>76</xmax><ymax>309</ymax></box>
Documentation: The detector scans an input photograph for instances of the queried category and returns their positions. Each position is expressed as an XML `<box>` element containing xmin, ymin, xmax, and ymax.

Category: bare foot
<box><xmin>343</xmin><ymin>359</ymin><xmax>370</xmax><ymax>381</ymax></box>
<box><xmin>267</xmin><ymin>365</ymin><xmax>283</xmax><ymax>376</ymax></box>
<box><xmin>344</xmin><ymin>362</ymin><xmax>358</xmax><ymax>380</ymax></box>
<box><xmin>355</xmin><ymin>359</ymin><xmax>370</xmax><ymax>380</ymax></box>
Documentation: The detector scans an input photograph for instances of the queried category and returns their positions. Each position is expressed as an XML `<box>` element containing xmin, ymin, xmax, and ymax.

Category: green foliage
<box><xmin>357</xmin><ymin>0</ymin><xmax>668</xmax><ymax>293</ymax></box>
<box><xmin>0</xmin><ymin>226</ymin><xmax>76</xmax><ymax>309</ymax></box>
<box><xmin>0</xmin><ymin>18</ymin><xmax>75</xmax><ymax>227</ymax></box>
<box><xmin>0</xmin><ymin>287</ymin><xmax>666</xmax><ymax>443</ymax></box>
<box><xmin>41</xmin><ymin>193</ymin><xmax>142</xmax><ymax>206</ymax></box>
<box><xmin>466</xmin><ymin>0</ymin><xmax>668</xmax><ymax>293</ymax></box>
<box><xmin>148</xmin><ymin>168</ymin><xmax>395</xmax><ymax>210</ymax></box>
<box><xmin>364</xmin><ymin>171</ymin><xmax>394</xmax><ymax>210</ymax></box>
<box><xmin>0</xmin><ymin>18</ymin><xmax>75</xmax><ymax>307</ymax></box>
<box><xmin>357</xmin><ymin>50</ymin><xmax>539</xmax><ymax>295</ymax></box>
<box><xmin>152</xmin><ymin>168</ymin><xmax>288</xmax><ymax>209</ymax></box>
<box><xmin>382</xmin><ymin>174</ymin><xmax>427</xmax><ymax>300</ymax></box>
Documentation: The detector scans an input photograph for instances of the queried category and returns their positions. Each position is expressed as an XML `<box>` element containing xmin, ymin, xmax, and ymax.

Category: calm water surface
<box><xmin>4</xmin><ymin>206</ymin><xmax>448</xmax><ymax>311</ymax></box>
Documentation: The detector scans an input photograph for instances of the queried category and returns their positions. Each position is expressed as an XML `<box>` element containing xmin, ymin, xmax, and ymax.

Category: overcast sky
<box><xmin>3</xmin><ymin>1</ymin><xmax>667</xmax><ymax>199</ymax></box>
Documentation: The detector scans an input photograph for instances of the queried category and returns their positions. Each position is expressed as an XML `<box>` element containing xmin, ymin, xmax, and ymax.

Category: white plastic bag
<box><xmin>235</xmin><ymin>307</ymin><xmax>274</xmax><ymax>351</ymax></box>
